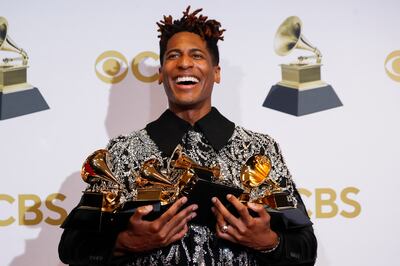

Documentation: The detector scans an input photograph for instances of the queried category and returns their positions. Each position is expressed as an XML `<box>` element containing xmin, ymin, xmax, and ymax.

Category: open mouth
<box><xmin>175</xmin><ymin>76</ymin><xmax>200</xmax><ymax>86</ymax></box>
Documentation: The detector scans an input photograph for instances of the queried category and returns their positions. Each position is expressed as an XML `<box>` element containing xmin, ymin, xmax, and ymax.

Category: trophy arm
<box><xmin>0</xmin><ymin>35</ymin><xmax>29</xmax><ymax>65</ymax></box>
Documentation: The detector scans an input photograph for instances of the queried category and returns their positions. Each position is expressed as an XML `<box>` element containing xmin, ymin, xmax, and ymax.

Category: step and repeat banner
<box><xmin>1</xmin><ymin>0</ymin><xmax>399</xmax><ymax>265</ymax></box>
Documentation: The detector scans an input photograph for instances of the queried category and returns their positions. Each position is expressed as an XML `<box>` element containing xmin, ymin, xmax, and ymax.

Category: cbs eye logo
<box><xmin>385</xmin><ymin>50</ymin><xmax>400</xmax><ymax>82</ymax></box>
<box><xmin>95</xmin><ymin>50</ymin><xmax>159</xmax><ymax>84</ymax></box>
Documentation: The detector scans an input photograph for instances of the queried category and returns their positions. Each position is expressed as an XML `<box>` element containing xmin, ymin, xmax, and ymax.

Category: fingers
<box><xmin>212</xmin><ymin>206</ymin><xmax>243</xmax><ymax>243</ymax></box>
<box><xmin>212</xmin><ymin>195</ymin><xmax>255</xmax><ymax>232</ymax></box>
<box><xmin>118</xmin><ymin>197</ymin><xmax>198</xmax><ymax>252</ymax></box>
<box><xmin>212</xmin><ymin>196</ymin><xmax>253</xmax><ymax>237</ymax></box>
<box><xmin>159</xmin><ymin>197</ymin><xmax>188</xmax><ymax>223</ymax></box>
<box><xmin>150</xmin><ymin>197</ymin><xmax>197</xmax><ymax>245</ymax></box>
<box><xmin>214</xmin><ymin>221</ymin><xmax>238</xmax><ymax>244</ymax></box>
<box><xmin>247</xmin><ymin>202</ymin><xmax>270</xmax><ymax>222</ymax></box>
<box><xmin>167</xmin><ymin>224</ymin><xmax>189</xmax><ymax>244</ymax></box>
<box><xmin>211</xmin><ymin>196</ymin><xmax>239</xmax><ymax>226</ymax></box>
<box><xmin>164</xmin><ymin>204</ymin><xmax>197</xmax><ymax>239</ymax></box>
<box><xmin>130</xmin><ymin>204</ymin><xmax>154</xmax><ymax>223</ymax></box>
<box><xmin>226</xmin><ymin>194</ymin><xmax>252</xmax><ymax>225</ymax></box>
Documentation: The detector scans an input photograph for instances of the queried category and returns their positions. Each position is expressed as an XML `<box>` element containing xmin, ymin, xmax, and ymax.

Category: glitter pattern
<box><xmin>89</xmin><ymin>126</ymin><xmax>298</xmax><ymax>265</ymax></box>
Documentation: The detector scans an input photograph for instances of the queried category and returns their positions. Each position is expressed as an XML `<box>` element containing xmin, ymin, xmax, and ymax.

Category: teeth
<box><xmin>175</xmin><ymin>76</ymin><xmax>199</xmax><ymax>83</ymax></box>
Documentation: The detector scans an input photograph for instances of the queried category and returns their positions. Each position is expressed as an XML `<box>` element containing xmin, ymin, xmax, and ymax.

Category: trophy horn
<box><xmin>139</xmin><ymin>158</ymin><xmax>173</xmax><ymax>187</ymax></box>
<box><xmin>274</xmin><ymin>16</ymin><xmax>321</xmax><ymax>63</ymax></box>
<box><xmin>240</xmin><ymin>154</ymin><xmax>279</xmax><ymax>190</ymax></box>
<box><xmin>169</xmin><ymin>145</ymin><xmax>221</xmax><ymax>178</ymax></box>
<box><xmin>0</xmin><ymin>17</ymin><xmax>28</xmax><ymax>65</ymax></box>
<box><xmin>81</xmin><ymin>149</ymin><xmax>121</xmax><ymax>187</ymax></box>
<box><xmin>136</xmin><ymin>158</ymin><xmax>177</xmax><ymax>206</ymax></box>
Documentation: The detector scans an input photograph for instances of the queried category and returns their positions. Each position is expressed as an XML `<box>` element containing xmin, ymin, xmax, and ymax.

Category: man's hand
<box><xmin>211</xmin><ymin>194</ymin><xmax>279</xmax><ymax>251</ymax></box>
<box><xmin>114</xmin><ymin>197</ymin><xmax>197</xmax><ymax>255</ymax></box>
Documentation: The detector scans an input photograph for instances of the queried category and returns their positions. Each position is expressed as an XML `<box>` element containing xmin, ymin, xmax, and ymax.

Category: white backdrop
<box><xmin>1</xmin><ymin>0</ymin><xmax>400</xmax><ymax>265</ymax></box>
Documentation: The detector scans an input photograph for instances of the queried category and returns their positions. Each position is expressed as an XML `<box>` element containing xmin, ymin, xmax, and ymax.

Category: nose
<box><xmin>177</xmin><ymin>54</ymin><xmax>194</xmax><ymax>69</ymax></box>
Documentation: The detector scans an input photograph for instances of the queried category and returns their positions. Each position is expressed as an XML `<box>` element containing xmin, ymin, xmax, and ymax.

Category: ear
<box><xmin>214</xmin><ymin>65</ymin><xmax>221</xmax><ymax>84</ymax></box>
<box><xmin>158</xmin><ymin>67</ymin><xmax>163</xmax><ymax>84</ymax></box>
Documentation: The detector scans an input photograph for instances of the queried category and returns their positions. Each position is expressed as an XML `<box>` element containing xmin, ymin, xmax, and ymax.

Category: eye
<box><xmin>166</xmin><ymin>52</ymin><xmax>180</xmax><ymax>60</ymax></box>
<box><xmin>192</xmin><ymin>53</ymin><xmax>204</xmax><ymax>59</ymax></box>
<box><xmin>95</xmin><ymin>51</ymin><xmax>128</xmax><ymax>84</ymax></box>
<box><xmin>384</xmin><ymin>50</ymin><xmax>400</xmax><ymax>82</ymax></box>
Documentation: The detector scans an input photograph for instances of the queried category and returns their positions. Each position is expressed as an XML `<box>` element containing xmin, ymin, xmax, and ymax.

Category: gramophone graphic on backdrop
<box><xmin>263</xmin><ymin>16</ymin><xmax>342</xmax><ymax>116</ymax></box>
<box><xmin>0</xmin><ymin>17</ymin><xmax>49</xmax><ymax>120</ymax></box>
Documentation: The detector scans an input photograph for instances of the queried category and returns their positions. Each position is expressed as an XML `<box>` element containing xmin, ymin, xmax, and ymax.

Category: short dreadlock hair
<box><xmin>157</xmin><ymin>6</ymin><xmax>225</xmax><ymax>66</ymax></box>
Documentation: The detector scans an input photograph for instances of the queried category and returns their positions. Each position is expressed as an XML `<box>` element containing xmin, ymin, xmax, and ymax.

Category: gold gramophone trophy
<box><xmin>239</xmin><ymin>153</ymin><xmax>295</xmax><ymax>210</ymax></box>
<box><xmin>135</xmin><ymin>144</ymin><xmax>236</xmax><ymax>228</ymax></box>
<box><xmin>61</xmin><ymin>149</ymin><xmax>135</xmax><ymax>232</ymax></box>
<box><xmin>263</xmin><ymin>16</ymin><xmax>342</xmax><ymax>116</ymax></box>
<box><xmin>62</xmin><ymin>146</ymin><xmax>226</xmax><ymax>231</ymax></box>
<box><xmin>0</xmin><ymin>17</ymin><xmax>48</xmax><ymax>120</ymax></box>
<box><xmin>62</xmin><ymin>146</ymin><xmax>295</xmax><ymax>232</ymax></box>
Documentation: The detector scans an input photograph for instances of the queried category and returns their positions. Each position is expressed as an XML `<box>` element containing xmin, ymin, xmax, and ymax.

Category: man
<box><xmin>59</xmin><ymin>7</ymin><xmax>317</xmax><ymax>266</ymax></box>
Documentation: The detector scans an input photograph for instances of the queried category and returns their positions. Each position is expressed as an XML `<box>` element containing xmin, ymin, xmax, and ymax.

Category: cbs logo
<box><xmin>299</xmin><ymin>187</ymin><xmax>361</xmax><ymax>218</ymax></box>
<box><xmin>95</xmin><ymin>50</ymin><xmax>159</xmax><ymax>84</ymax></box>
<box><xmin>385</xmin><ymin>50</ymin><xmax>400</xmax><ymax>82</ymax></box>
<box><xmin>0</xmin><ymin>193</ymin><xmax>67</xmax><ymax>226</ymax></box>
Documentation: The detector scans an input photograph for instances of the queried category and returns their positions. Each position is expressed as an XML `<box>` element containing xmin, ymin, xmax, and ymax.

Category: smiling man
<box><xmin>159</xmin><ymin>30</ymin><xmax>220</xmax><ymax>124</ymax></box>
<box><xmin>59</xmin><ymin>7</ymin><xmax>317</xmax><ymax>266</ymax></box>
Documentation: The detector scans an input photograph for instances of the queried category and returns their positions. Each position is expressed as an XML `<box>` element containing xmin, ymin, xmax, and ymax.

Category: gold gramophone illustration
<box><xmin>263</xmin><ymin>16</ymin><xmax>342</xmax><ymax>116</ymax></box>
<box><xmin>0</xmin><ymin>17</ymin><xmax>48</xmax><ymax>120</ymax></box>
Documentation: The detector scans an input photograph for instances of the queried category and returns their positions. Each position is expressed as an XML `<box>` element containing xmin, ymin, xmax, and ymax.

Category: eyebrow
<box><xmin>165</xmin><ymin>48</ymin><xmax>205</xmax><ymax>55</ymax></box>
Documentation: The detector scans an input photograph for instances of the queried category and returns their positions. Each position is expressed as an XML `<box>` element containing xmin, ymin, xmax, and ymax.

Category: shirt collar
<box><xmin>145</xmin><ymin>107</ymin><xmax>235</xmax><ymax>156</ymax></box>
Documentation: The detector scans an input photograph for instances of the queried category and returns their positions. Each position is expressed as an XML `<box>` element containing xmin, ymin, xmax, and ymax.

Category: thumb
<box><xmin>131</xmin><ymin>204</ymin><xmax>154</xmax><ymax>221</ymax></box>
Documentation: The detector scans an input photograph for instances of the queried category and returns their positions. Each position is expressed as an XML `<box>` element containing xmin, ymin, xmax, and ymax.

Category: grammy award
<box><xmin>61</xmin><ymin>149</ymin><xmax>166</xmax><ymax>232</ymax></box>
<box><xmin>0</xmin><ymin>17</ymin><xmax>49</xmax><ymax>120</ymax></box>
<box><xmin>263</xmin><ymin>16</ymin><xmax>342</xmax><ymax>116</ymax></box>
<box><xmin>239</xmin><ymin>153</ymin><xmax>295</xmax><ymax>210</ymax></box>
<box><xmin>62</xmin><ymin>145</ymin><xmax>296</xmax><ymax>232</ymax></box>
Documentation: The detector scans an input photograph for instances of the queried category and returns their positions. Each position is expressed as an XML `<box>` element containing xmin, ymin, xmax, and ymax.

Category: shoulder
<box><xmin>231</xmin><ymin>126</ymin><xmax>287</xmax><ymax>160</ymax></box>
<box><xmin>233</xmin><ymin>126</ymin><xmax>278</xmax><ymax>146</ymax></box>
<box><xmin>107</xmin><ymin>129</ymin><xmax>149</xmax><ymax>152</ymax></box>
<box><xmin>106</xmin><ymin>129</ymin><xmax>162</xmax><ymax>164</ymax></box>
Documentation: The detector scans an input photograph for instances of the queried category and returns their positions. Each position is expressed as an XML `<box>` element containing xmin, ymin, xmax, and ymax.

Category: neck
<box><xmin>169</xmin><ymin>104</ymin><xmax>212</xmax><ymax>125</ymax></box>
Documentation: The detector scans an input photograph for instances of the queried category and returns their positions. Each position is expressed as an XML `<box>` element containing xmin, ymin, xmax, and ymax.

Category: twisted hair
<box><xmin>157</xmin><ymin>6</ymin><xmax>225</xmax><ymax>65</ymax></box>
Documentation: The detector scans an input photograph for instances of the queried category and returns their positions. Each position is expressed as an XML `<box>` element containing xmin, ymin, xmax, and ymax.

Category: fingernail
<box><xmin>226</xmin><ymin>194</ymin><xmax>232</xmax><ymax>200</ymax></box>
<box><xmin>192</xmin><ymin>205</ymin><xmax>198</xmax><ymax>211</ymax></box>
<box><xmin>191</xmin><ymin>213</ymin><xmax>197</xmax><ymax>219</ymax></box>
<box><xmin>181</xmin><ymin>197</ymin><xmax>187</xmax><ymax>204</ymax></box>
<box><xmin>211</xmin><ymin>197</ymin><xmax>216</xmax><ymax>203</ymax></box>
<box><xmin>145</xmin><ymin>205</ymin><xmax>153</xmax><ymax>211</ymax></box>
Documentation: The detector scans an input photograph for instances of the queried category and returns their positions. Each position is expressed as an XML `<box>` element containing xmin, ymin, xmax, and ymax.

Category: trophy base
<box><xmin>0</xmin><ymin>85</ymin><xmax>49</xmax><ymax>120</ymax></box>
<box><xmin>61</xmin><ymin>192</ymin><xmax>163</xmax><ymax>232</ymax></box>
<box><xmin>263</xmin><ymin>84</ymin><xmax>342</xmax><ymax>116</ymax></box>
<box><xmin>185</xmin><ymin>178</ymin><xmax>243</xmax><ymax>229</ymax></box>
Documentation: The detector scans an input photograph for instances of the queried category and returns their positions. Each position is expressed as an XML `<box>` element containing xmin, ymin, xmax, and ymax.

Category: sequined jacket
<box><xmin>59</xmin><ymin>108</ymin><xmax>317</xmax><ymax>266</ymax></box>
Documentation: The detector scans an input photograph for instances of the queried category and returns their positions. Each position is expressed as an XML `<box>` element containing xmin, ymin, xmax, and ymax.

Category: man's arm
<box><xmin>58</xmin><ymin>197</ymin><xmax>198</xmax><ymax>265</ymax></box>
<box><xmin>58</xmin><ymin>227</ymin><xmax>118</xmax><ymax>265</ymax></box>
<box><xmin>211</xmin><ymin>188</ymin><xmax>317</xmax><ymax>266</ymax></box>
<box><xmin>255</xmin><ymin>188</ymin><xmax>317</xmax><ymax>266</ymax></box>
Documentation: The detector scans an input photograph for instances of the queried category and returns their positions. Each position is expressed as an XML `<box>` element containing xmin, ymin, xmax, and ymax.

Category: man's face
<box><xmin>159</xmin><ymin>31</ymin><xmax>220</xmax><ymax>112</ymax></box>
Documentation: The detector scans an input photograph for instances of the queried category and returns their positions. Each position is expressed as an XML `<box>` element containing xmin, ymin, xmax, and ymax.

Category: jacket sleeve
<box><xmin>58</xmin><ymin>225</ymin><xmax>119</xmax><ymax>266</ymax></box>
<box><xmin>58</xmin><ymin>137</ymin><xmax>132</xmax><ymax>265</ymax></box>
<box><xmin>255</xmin><ymin>188</ymin><xmax>317</xmax><ymax>265</ymax></box>
<box><xmin>255</xmin><ymin>139</ymin><xmax>317</xmax><ymax>265</ymax></box>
